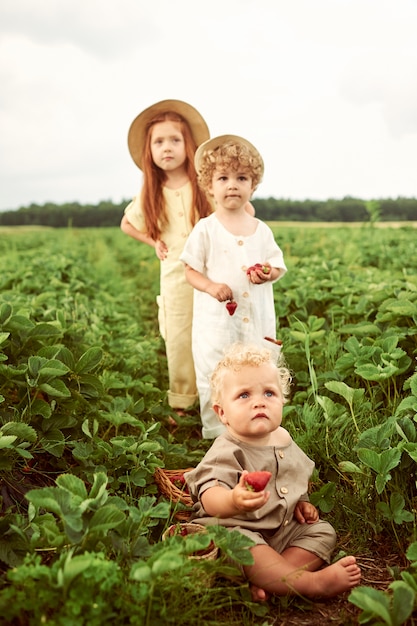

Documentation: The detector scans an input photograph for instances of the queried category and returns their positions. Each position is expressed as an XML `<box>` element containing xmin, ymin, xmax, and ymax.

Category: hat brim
<box><xmin>194</xmin><ymin>135</ymin><xmax>264</xmax><ymax>177</ymax></box>
<box><xmin>128</xmin><ymin>99</ymin><xmax>210</xmax><ymax>170</ymax></box>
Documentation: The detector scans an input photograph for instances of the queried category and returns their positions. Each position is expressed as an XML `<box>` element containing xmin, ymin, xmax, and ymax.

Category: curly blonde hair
<box><xmin>210</xmin><ymin>343</ymin><xmax>291</xmax><ymax>406</ymax></box>
<box><xmin>197</xmin><ymin>141</ymin><xmax>264</xmax><ymax>193</ymax></box>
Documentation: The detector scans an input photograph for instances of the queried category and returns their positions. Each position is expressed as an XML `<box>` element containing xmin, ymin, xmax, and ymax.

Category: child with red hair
<box><xmin>121</xmin><ymin>100</ymin><xmax>212</xmax><ymax>419</ymax></box>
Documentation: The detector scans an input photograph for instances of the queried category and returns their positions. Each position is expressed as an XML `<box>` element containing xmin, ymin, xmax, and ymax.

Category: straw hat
<box><xmin>194</xmin><ymin>134</ymin><xmax>264</xmax><ymax>177</ymax></box>
<box><xmin>128</xmin><ymin>99</ymin><xmax>210</xmax><ymax>170</ymax></box>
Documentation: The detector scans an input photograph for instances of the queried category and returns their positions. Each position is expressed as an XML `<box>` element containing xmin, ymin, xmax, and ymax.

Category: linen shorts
<box><xmin>231</xmin><ymin>518</ymin><xmax>337</xmax><ymax>564</ymax></box>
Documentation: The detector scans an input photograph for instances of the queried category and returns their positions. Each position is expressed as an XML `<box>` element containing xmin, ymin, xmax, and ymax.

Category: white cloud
<box><xmin>1</xmin><ymin>0</ymin><xmax>417</xmax><ymax>210</ymax></box>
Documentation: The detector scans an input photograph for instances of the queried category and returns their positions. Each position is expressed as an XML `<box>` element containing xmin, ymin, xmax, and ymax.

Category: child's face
<box><xmin>208</xmin><ymin>166</ymin><xmax>254</xmax><ymax>211</ymax></box>
<box><xmin>150</xmin><ymin>121</ymin><xmax>187</xmax><ymax>173</ymax></box>
<box><xmin>213</xmin><ymin>363</ymin><xmax>284</xmax><ymax>444</ymax></box>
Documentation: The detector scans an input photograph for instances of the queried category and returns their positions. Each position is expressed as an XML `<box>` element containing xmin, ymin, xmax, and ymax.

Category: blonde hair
<box><xmin>210</xmin><ymin>343</ymin><xmax>291</xmax><ymax>405</ymax></box>
<box><xmin>197</xmin><ymin>141</ymin><xmax>263</xmax><ymax>193</ymax></box>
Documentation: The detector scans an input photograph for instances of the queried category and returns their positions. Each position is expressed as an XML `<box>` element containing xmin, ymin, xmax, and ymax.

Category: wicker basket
<box><xmin>154</xmin><ymin>467</ymin><xmax>194</xmax><ymax>506</ymax></box>
<box><xmin>162</xmin><ymin>522</ymin><xmax>219</xmax><ymax>561</ymax></box>
<box><xmin>154</xmin><ymin>467</ymin><xmax>194</xmax><ymax>520</ymax></box>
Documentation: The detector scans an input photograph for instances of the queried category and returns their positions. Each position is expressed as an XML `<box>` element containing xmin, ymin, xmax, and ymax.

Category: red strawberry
<box><xmin>246</xmin><ymin>263</ymin><xmax>262</xmax><ymax>276</ymax></box>
<box><xmin>244</xmin><ymin>471</ymin><xmax>272</xmax><ymax>492</ymax></box>
<box><xmin>226</xmin><ymin>300</ymin><xmax>237</xmax><ymax>316</ymax></box>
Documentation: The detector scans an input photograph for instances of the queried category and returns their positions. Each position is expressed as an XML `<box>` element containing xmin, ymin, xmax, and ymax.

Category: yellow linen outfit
<box><xmin>124</xmin><ymin>182</ymin><xmax>198</xmax><ymax>409</ymax></box>
<box><xmin>185</xmin><ymin>431</ymin><xmax>336</xmax><ymax>563</ymax></box>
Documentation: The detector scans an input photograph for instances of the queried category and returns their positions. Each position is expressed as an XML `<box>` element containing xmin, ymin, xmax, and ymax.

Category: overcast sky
<box><xmin>1</xmin><ymin>0</ymin><xmax>416</xmax><ymax>211</ymax></box>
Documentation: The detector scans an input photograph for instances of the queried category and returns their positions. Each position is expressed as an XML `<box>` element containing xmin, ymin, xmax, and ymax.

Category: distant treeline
<box><xmin>0</xmin><ymin>196</ymin><xmax>416</xmax><ymax>227</ymax></box>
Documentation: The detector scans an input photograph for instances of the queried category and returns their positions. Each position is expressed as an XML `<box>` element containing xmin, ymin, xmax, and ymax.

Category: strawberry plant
<box><xmin>1</xmin><ymin>223</ymin><xmax>417</xmax><ymax>624</ymax></box>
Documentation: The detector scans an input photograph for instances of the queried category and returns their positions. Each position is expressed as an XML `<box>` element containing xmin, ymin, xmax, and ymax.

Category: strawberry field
<box><xmin>0</xmin><ymin>223</ymin><xmax>416</xmax><ymax>625</ymax></box>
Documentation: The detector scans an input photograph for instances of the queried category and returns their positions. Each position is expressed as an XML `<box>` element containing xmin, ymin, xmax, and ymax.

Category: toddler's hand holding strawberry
<box><xmin>247</xmin><ymin>263</ymin><xmax>272</xmax><ymax>284</ymax></box>
<box><xmin>206</xmin><ymin>282</ymin><xmax>233</xmax><ymax>302</ymax></box>
<box><xmin>231</xmin><ymin>470</ymin><xmax>270</xmax><ymax>513</ymax></box>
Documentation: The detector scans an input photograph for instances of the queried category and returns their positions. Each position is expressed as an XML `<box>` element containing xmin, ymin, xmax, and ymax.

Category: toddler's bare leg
<box><xmin>244</xmin><ymin>545</ymin><xmax>361</xmax><ymax>598</ymax></box>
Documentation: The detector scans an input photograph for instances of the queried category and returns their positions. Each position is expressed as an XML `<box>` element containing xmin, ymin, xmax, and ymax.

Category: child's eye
<box><xmin>264</xmin><ymin>390</ymin><xmax>274</xmax><ymax>397</ymax></box>
<box><xmin>238</xmin><ymin>391</ymin><xmax>249</xmax><ymax>399</ymax></box>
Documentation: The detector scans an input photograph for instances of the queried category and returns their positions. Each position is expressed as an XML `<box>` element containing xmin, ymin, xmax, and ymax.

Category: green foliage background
<box><xmin>0</xmin><ymin>195</ymin><xmax>417</xmax><ymax>227</ymax></box>
<box><xmin>0</xmin><ymin>223</ymin><xmax>416</xmax><ymax>624</ymax></box>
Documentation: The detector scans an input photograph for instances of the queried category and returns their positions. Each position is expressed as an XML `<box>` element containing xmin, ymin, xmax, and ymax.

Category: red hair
<box><xmin>140</xmin><ymin>112</ymin><xmax>212</xmax><ymax>241</ymax></box>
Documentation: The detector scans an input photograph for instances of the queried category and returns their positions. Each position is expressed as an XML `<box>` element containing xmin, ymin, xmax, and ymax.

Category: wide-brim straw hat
<box><xmin>194</xmin><ymin>134</ymin><xmax>264</xmax><ymax>177</ymax></box>
<box><xmin>128</xmin><ymin>99</ymin><xmax>210</xmax><ymax>170</ymax></box>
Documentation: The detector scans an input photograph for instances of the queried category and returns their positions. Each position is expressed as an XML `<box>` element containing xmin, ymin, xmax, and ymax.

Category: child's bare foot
<box><xmin>310</xmin><ymin>556</ymin><xmax>361</xmax><ymax>597</ymax></box>
<box><xmin>250</xmin><ymin>584</ymin><xmax>269</xmax><ymax>602</ymax></box>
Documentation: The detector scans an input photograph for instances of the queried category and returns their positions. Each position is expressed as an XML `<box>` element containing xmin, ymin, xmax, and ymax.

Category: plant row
<box><xmin>0</xmin><ymin>225</ymin><xmax>416</xmax><ymax>624</ymax></box>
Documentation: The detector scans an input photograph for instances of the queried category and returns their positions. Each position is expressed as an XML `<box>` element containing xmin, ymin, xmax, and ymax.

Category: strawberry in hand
<box><xmin>246</xmin><ymin>263</ymin><xmax>272</xmax><ymax>284</ymax></box>
<box><xmin>246</xmin><ymin>263</ymin><xmax>263</xmax><ymax>276</ymax></box>
<box><xmin>244</xmin><ymin>471</ymin><xmax>272</xmax><ymax>492</ymax></box>
<box><xmin>226</xmin><ymin>300</ymin><xmax>238</xmax><ymax>316</ymax></box>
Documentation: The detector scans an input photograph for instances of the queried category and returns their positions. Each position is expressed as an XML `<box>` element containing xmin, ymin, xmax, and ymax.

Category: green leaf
<box><xmin>40</xmin><ymin>429</ymin><xmax>65</xmax><ymax>457</ymax></box>
<box><xmin>30</xmin><ymin>397</ymin><xmax>52</xmax><ymax>418</ymax></box>
<box><xmin>403</xmin><ymin>443</ymin><xmax>417</xmax><ymax>463</ymax></box>
<box><xmin>209</xmin><ymin>527</ymin><xmax>255</xmax><ymax>565</ymax></box>
<box><xmin>130</xmin><ymin>562</ymin><xmax>152</xmax><ymax>582</ymax></box>
<box><xmin>40</xmin><ymin>379</ymin><xmax>71</xmax><ymax>398</ymax></box>
<box><xmin>325</xmin><ymin>380</ymin><xmax>364</xmax><ymax>405</ymax></box>
<box><xmin>0</xmin><ymin>302</ymin><xmax>12</xmax><ymax>324</ymax></box>
<box><xmin>400</xmin><ymin>571</ymin><xmax>417</xmax><ymax>591</ymax></box>
<box><xmin>390</xmin><ymin>581</ymin><xmax>415</xmax><ymax>625</ymax></box>
<box><xmin>309</xmin><ymin>482</ymin><xmax>336</xmax><ymax>513</ymax></box>
<box><xmin>356</xmin><ymin>448</ymin><xmax>402</xmax><ymax>475</ymax></box>
<box><xmin>338</xmin><ymin>322</ymin><xmax>381</xmax><ymax>336</ymax></box>
<box><xmin>88</xmin><ymin>472</ymin><xmax>109</xmax><ymax>503</ymax></box>
<box><xmin>0</xmin><ymin>435</ymin><xmax>17</xmax><ymax>449</ymax></box>
<box><xmin>338</xmin><ymin>461</ymin><xmax>363</xmax><ymax>474</ymax></box>
<box><xmin>75</xmin><ymin>347</ymin><xmax>103</xmax><ymax>374</ymax></box>
<box><xmin>102</xmin><ymin>411</ymin><xmax>142</xmax><ymax>427</ymax></box>
<box><xmin>406</xmin><ymin>542</ymin><xmax>417</xmax><ymax>563</ymax></box>
<box><xmin>349</xmin><ymin>586</ymin><xmax>392</xmax><ymax>623</ymax></box>
<box><xmin>356</xmin><ymin>362</ymin><xmax>397</xmax><ymax>381</ymax></box>
<box><xmin>27</xmin><ymin>323</ymin><xmax>63</xmax><ymax>340</ymax></box>
<box><xmin>0</xmin><ymin>332</ymin><xmax>10</xmax><ymax>345</ymax></box>
<box><xmin>88</xmin><ymin>506</ymin><xmax>125</xmax><ymax>534</ymax></box>
<box><xmin>1</xmin><ymin>422</ymin><xmax>37</xmax><ymax>442</ymax></box>
<box><xmin>151</xmin><ymin>551</ymin><xmax>185</xmax><ymax>576</ymax></box>
<box><xmin>58</xmin><ymin>552</ymin><xmax>95</xmax><ymax>589</ymax></box>
<box><xmin>26</xmin><ymin>487</ymin><xmax>83</xmax><ymax>533</ymax></box>
<box><xmin>78</xmin><ymin>373</ymin><xmax>104</xmax><ymax>397</ymax></box>
<box><xmin>56</xmin><ymin>474</ymin><xmax>88</xmax><ymax>499</ymax></box>
<box><xmin>6</xmin><ymin>315</ymin><xmax>35</xmax><ymax>333</ymax></box>
<box><xmin>39</xmin><ymin>359</ymin><xmax>70</xmax><ymax>379</ymax></box>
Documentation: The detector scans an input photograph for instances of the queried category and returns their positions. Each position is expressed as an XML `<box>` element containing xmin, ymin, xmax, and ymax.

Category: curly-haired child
<box><xmin>185</xmin><ymin>343</ymin><xmax>361</xmax><ymax>598</ymax></box>
<box><xmin>180</xmin><ymin>135</ymin><xmax>287</xmax><ymax>437</ymax></box>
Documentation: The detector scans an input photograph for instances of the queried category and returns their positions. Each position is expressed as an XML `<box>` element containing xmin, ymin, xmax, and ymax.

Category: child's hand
<box><xmin>294</xmin><ymin>500</ymin><xmax>319</xmax><ymax>524</ymax></box>
<box><xmin>232</xmin><ymin>471</ymin><xmax>270</xmax><ymax>513</ymax></box>
<box><xmin>247</xmin><ymin>263</ymin><xmax>272</xmax><ymax>284</ymax></box>
<box><xmin>206</xmin><ymin>282</ymin><xmax>233</xmax><ymax>302</ymax></box>
<box><xmin>155</xmin><ymin>239</ymin><xmax>168</xmax><ymax>260</ymax></box>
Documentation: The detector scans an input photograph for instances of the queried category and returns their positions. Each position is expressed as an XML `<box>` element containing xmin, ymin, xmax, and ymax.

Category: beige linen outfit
<box><xmin>124</xmin><ymin>182</ymin><xmax>198</xmax><ymax>409</ymax></box>
<box><xmin>185</xmin><ymin>431</ymin><xmax>336</xmax><ymax>563</ymax></box>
